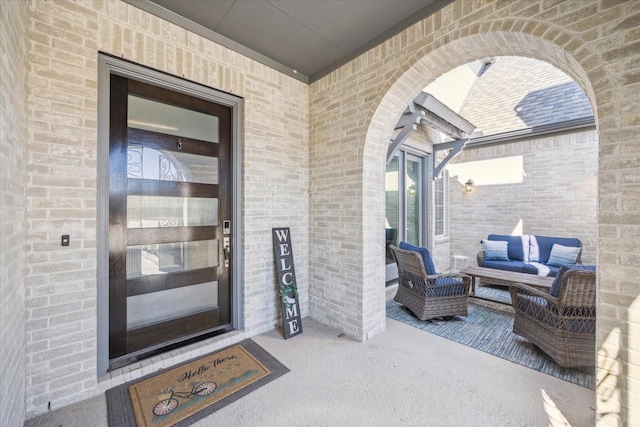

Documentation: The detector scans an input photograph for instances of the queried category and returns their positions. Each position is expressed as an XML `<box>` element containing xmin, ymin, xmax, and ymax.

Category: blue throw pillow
<box><xmin>488</xmin><ymin>234</ymin><xmax>529</xmax><ymax>261</ymax></box>
<box><xmin>530</xmin><ymin>235</ymin><xmax>581</xmax><ymax>263</ymax></box>
<box><xmin>398</xmin><ymin>241</ymin><xmax>437</xmax><ymax>275</ymax></box>
<box><xmin>482</xmin><ymin>240</ymin><xmax>509</xmax><ymax>261</ymax></box>
<box><xmin>547</xmin><ymin>244</ymin><xmax>582</xmax><ymax>267</ymax></box>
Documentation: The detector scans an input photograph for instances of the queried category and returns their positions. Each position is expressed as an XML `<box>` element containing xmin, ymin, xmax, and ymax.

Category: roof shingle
<box><xmin>461</xmin><ymin>56</ymin><xmax>593</xmax><ymax>137</ymax></box>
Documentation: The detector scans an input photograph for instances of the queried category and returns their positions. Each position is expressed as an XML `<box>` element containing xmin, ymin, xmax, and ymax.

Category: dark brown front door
<box><xmin>108</xmin><ymin>75</ymin><xmax>233</xmax><ymax>370</ymax></box>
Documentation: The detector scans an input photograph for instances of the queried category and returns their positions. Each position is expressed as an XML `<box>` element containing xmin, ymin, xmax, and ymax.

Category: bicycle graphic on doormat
<box><xmin>152</xmin><ymin>380</ymin><xmax>217</xmax><ymax>416</ymax></box>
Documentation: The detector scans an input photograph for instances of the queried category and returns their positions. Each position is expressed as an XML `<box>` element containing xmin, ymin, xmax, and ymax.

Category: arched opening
<box><xmin>361</xmin><ymin>28</ymin><xmax>605</xmax><ymax>415</ymax></box>
<box><xmin>365</xmin><ymin>31</ymin><xmax>599</xmax><ymax>320</ymax></box>
<box><xmin>384</xmin><ymin>53</ymin><xmax>598</xmax><ymax>382</ymax></box>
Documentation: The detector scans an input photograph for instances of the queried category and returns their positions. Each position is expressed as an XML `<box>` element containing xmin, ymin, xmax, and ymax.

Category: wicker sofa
<box><xmin>510</xmin><ymin>264</ymin><xmax>596</xmax><ymax>368</ymax></box>
<box><xmin>477</xmin><ymin>234</ymin><xmax>582</xmax><ymax>277</ymax></box>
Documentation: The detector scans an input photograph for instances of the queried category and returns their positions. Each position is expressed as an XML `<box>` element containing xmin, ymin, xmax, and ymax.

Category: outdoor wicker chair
<box><xmin>390</xmin><ymin>244</ymin><xmax>471</xmax><ymax>321</ymax></box>
<box><xmin>509</xmin><ymin>264</ymin><xmax>596</xmax><ymax>368</ymax></box>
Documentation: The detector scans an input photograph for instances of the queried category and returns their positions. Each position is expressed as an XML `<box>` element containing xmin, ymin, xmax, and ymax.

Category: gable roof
<box><xmin>460</xmin><ymin>56</ymin><xmax>594</xmax><ymax>138</ymax></box>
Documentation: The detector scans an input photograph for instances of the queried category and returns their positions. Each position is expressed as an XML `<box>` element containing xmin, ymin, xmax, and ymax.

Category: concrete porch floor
<box><xmin>25</xmin><ymin>313</ymin><xmax>595</xmax><ymax>426</ymax></box>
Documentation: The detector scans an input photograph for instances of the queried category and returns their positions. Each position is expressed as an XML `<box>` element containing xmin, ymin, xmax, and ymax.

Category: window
<box><xmin>434</xmin><ymin>172</ymin><xmax>446</xmax><ymax>237</ymax></box>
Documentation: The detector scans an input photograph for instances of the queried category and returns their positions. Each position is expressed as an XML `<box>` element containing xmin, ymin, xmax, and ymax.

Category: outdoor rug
<box><xmin>106</xmin><ymin>339</ymin><xmax>289</xmax><ymax>427</ymax></box>
<box><xmin>386</xmin><ymin>285</ymin><xmax>595</xmax><ymax>390</ymax></box>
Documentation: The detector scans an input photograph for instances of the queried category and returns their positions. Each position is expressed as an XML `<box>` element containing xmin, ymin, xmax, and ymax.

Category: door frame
<box><xmin>404</xmin><ymin>152</ymin><xmax>425</xmax><ymax>246</ymax></box>
<box><xmin>96</xmin><ymin>53</ymin><xmax>244</xmax><ymax>376</ymax></box>
<box><xmin>385</xmin><ymin>149</ymin><xmax>431</xmax><ymax>283</ymax></box>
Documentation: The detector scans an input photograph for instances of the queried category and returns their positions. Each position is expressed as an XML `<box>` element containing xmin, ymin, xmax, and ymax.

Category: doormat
<box><xmin>106</xmin><ymin>339</ymin><xmax>289</xmax><ymax>427</ymax></box>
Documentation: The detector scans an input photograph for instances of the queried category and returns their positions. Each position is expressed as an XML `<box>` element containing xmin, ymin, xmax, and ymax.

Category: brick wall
<box><xmin>0</xmin><ymin>1</ymin><xmax>28</xmax><ymax>426</ymax></box>
<box><xmin>24</xmin><ymin>0</ymin><xmax>308</xmax><ymax>418</ymax></box>
<box><xmin>12</xmin><ymin>0</ymin><xmax>640</xmax><ymax>424</ymax></box>
<box><xmin>448</xmin><ymin>129</ymin><xmax>598</xmax><ymax>267</ymax></box>
<box><xmin>310</xmin><ymin>1</ymin><xmax>639</xmax><ymax>424</ymax></box>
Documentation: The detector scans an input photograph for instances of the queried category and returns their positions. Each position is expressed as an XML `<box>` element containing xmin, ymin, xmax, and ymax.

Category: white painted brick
<box><xmin>309</xmin><ymin>0</ymin><xmax>638</xmax><ymax>423</ymax></box>
<box><xmin>1</xmin><ymin>1</ymin><xmax>29</xmax><ymax>426</ymax></box>
<box><xmin>20</xmin><ymin>0</ymin><xmax>308</xmax><ymax>419</ymax></box>
<box><xmin>4</xmin><ymin>0</ymin><xmax>639</xmax><ymax>425</ymax></box>
<box><xmin>447</xmin><ymin>129</ymin><xmax>598</xmax><ymax>268</ymax></box>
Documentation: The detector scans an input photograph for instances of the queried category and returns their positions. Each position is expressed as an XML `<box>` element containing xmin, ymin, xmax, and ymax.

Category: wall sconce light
<box><xmin>464</xmin><ymin>179</ymin><xmax>474</xmax><ymax>193</ymax></box>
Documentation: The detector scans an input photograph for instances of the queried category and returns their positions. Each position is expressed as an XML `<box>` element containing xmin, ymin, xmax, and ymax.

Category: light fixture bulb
<box><xmin>464</xmin><ymin>179</ymin><xmax>474</xmax><ymax>193</ymax></box>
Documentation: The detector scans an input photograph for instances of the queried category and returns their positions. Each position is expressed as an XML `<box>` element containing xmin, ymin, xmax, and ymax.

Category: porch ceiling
<box><xmin>123</xmin><ymin>0</ymin><xmax>453</xmax><ymax>83</ymax></box>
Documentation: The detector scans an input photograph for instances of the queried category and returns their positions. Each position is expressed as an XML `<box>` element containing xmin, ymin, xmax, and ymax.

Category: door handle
<box><xmin>223</xmin><ymin>237</ymin><xmax>230</xmax><ymax>267</ymax></box>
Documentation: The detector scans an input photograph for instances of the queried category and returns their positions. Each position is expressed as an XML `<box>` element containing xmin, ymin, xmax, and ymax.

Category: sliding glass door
<box><xmin>385</xmin><ymin>151</ymin><xmax>428</xmax><ymax>283</ymax></box>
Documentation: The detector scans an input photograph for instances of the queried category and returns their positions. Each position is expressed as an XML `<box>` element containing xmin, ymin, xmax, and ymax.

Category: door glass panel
<box><xmin>126</xmin><ymin>281</ymin><xmax>219</xmax><ymax>329</ymax></box>
<box><xmin>127</xmin><ymin>196</ymin><xmax>218</xmax><ymax>228</ymax></box>
<box><xmin>385</xmin><ymin>157</ymin><xmax>399</xmax><ymax>266</ymax></box>
<box><xmin>126</xmin><ymin>240</ymin><xmax>219</xmax><ymax>278</ymax></box>
<box><xmin>127</xmin><ymin>146</ymin><xmax>219</xmax><ymax>184</ymax></box>
<box><xmin>128</xmin><ymin>95</ymin><xmax>219</xmax><ymax>143</ymax></box>
<box><xmin>406</xmin><ymin>158</ymin><xmax>421</xmax><ymax>246</ymax></box>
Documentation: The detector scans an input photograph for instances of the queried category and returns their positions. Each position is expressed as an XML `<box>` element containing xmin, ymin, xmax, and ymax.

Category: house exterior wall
<box><xmin>447</xmin><ymin>129</ymin><xmax>598</xmax><ymax>266</ymax></box>
<box><xmin>0</xmin><ymin>1</ymin><xmax>28</xmax><ymax>426</ymax></box>
<box><xmin>22</xmin><ymin>0</ymin><xmax>308</xmax><ymax>418</ymax></box>
<box><xmin>3</xmin><ymin>0</ymin><xmax>639</xmax><ymax>425</ymax></box>
<box><xmin>310</xmin><ymin>1</ymin><xmax>639</xmax><ymax>424</ymax></box>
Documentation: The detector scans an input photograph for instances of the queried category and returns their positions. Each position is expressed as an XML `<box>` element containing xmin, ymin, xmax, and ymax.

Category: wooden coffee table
<box><xmin>461</xmin><ymin>266</ymin><xmax>554</xmax><ymax>304</ymax></box>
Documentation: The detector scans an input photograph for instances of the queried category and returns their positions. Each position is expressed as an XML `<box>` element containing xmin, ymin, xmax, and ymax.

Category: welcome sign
<box><xmin>272</xmin><ymin>227</ymin><xmax>303</xmax><ymax>339</ymax></box>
